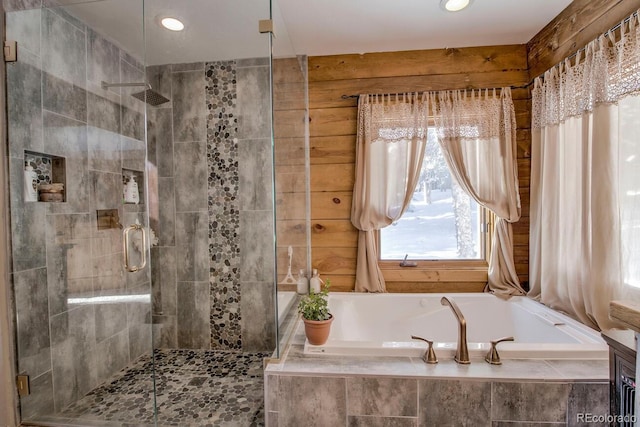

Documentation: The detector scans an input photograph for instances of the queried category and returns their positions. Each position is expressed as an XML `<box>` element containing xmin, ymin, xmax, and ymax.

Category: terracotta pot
<box><xmin>302</xmin><ymin>314</ymin><xmax>333</xmax><ymax>345</ymax></box>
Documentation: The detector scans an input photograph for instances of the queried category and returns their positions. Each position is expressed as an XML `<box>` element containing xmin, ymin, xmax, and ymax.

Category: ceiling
<box><xmin>56</xmin><ymin>0</ymin><xmax>574</xmax><ymax>65</ymax></box>
<box><xmin>273</xmin><ymin>0</ymin><xmax>573</xmax><ymax>57</ymax></box>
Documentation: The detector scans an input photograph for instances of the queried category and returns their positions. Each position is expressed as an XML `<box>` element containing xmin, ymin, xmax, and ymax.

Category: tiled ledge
<box><xmin>266</xmin><ymin>320</ymin><xmax>609</xmax><ymax>382</ymax></box>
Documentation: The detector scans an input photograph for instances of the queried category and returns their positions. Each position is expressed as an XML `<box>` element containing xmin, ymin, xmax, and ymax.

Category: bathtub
<box><xmin>303</xmin><ymin>293</ymin><xmax>608</xmax><ymax>360</ymax></box>
<box><xmin>277</xmin><ymin>291</ymin><xmax>297</xmax><ymax>326</ymax></box>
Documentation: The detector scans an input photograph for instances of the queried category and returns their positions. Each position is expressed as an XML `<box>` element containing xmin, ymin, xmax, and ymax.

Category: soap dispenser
<box><xmin>23</xmin><ymin>162</ymin><xmax>38</xmax><ymax>202</ymax></box>
<box><xmin>309</xmin><ymin>269</ymin><xmax>322</xmax><ymax>293</ymax></box>
<box><xmin>124</xmin><ymin>174</ymin><xmax>140</xmax><ymax>204</ymax></box>
<box><xmin>296</xmin><ymin>269</ymin><xmax>308</xmax><ymax>295</ymax></box>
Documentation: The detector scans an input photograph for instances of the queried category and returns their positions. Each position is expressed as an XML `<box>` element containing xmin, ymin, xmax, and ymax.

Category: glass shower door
<box><xmin>6</xmin><ymin>0</ymin><xmax>276</xmax><ymax>424</ymax></box>
<box><xmin>6</xmin><ymin>0</ymin><xmax>157</xmax><ymax>424</ymax></box>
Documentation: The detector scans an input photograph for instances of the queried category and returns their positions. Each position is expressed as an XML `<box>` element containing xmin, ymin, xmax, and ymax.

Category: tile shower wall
<box><xmin>6</xmin><ymin>5</ymin><xmax>152</xmax><ymax>420</ymax></box>
<box><xmin>235</xmin><ymin>57</ymin><xmax>276</xmax><ymax>352</ymax></box>
<box><xmin>147</xmin><ymin>58</ymin><xmax>275</xmax><ymax>352</ymax></box>
<box><xmin>147</xmin><ymin>62</ymin><xmax>211</xmax><ymax>350</ymax></box>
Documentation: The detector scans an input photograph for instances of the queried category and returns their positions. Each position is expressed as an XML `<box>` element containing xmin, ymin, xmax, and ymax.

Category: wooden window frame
<box><xmin>378</xmin><ymin>209</ymin><xmax>495</xmax><ymax>292</ymax></box>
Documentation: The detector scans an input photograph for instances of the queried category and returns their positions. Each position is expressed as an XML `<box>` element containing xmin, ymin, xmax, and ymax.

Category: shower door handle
<box><xmin>123</xmin><ymin>224</ymin><xmax>147</xmax><ymax>272</ymax></box>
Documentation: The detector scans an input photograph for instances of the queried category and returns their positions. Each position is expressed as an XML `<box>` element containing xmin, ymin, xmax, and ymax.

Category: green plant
<box><xmin>297</xmin><ymin>280</ymin><xmax>331</xmax><ymax>321</ymax></box>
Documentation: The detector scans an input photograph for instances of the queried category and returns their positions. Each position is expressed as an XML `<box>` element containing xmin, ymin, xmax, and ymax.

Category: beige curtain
<box><xmin>528</xmin><ymin>20</ymin><xmax>640</xmax><ymax>329</ymax></box>
<box><xmin>351</xmin><ymin>93</ymin><xmax>429</xmax><ymax>292</ymax></box>
<box><xmin>431</xmin><ymin>88</ymin><xmax>526</xmax><ymax>296</ymax></box>
<box><xmin>529</xmin><ymin>107</ymin><xmax>622</xmax><ymax>329</ymax></box>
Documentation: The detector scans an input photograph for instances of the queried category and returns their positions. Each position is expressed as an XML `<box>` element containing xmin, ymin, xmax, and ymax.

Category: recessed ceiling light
<box><xmin>440</xmin><ymin>0</ymin><xmax>473</xmax><ymax>12</ymax></box>
<box><xmin>160</xmin><ymin>17</ymin><xmax>185</xmax><ymax>31</ymax></box>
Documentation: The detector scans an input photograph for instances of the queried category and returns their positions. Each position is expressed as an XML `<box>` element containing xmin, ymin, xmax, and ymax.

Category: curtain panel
<box><xmin>351</xmin><ymin>93</ymin><xmax>429</xmax><ymax>292</ymax></box>
<box><xmin>351</xmin><ymin>90</ymin><xmax>523</xmax><ymax>295</ymax></box>
<box><xmin>432</xmin><ymin>88</ymin><xmax>525</xmax><ymax>297</ymax></box>
<box><xmin>529</xmin><ymin>13</ymin><xmax>640</xmax><ymax>329</ymax></box>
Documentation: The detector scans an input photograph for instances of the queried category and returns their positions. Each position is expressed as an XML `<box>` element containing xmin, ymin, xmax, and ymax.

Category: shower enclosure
<box><xmin>3</xmin><ymin>0</ymin><xmax>289</xmax><ymax>424</ymax></box>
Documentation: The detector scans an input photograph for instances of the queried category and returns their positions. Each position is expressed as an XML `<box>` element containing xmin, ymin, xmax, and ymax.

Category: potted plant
<box><xmin>298</xmin><ymin>280</ymin><xmax>333</xmax><ymax>345</ymax></box>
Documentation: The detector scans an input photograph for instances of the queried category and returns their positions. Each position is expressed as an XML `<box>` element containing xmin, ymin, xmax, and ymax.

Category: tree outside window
<box><xmin>380</xmin><ymin>128</ymin><xmax>484</xmax><ymax>260</ymax></box>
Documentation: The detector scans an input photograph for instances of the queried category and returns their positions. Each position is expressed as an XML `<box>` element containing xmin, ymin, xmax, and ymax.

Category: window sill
<box><xmin>380</xmin><ymin>260</ymin><xmax>488</xmax><ymax>283</ymax></box>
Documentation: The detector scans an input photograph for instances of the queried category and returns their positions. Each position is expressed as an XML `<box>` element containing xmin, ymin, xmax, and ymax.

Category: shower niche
<box><xmin>24</xmin><ymin>150</ymin><xmax>66</xmax><ymax>203</ymax></box>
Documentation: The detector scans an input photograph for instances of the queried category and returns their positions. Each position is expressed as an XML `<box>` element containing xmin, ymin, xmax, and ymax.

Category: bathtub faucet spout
<box><xmin>440</xmin><ymin>296</ymin><xmax>470</xmax><ymax>364</ymax></box>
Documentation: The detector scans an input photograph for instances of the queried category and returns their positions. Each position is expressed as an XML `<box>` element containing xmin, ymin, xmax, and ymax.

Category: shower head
<box><xmin>131</xmin><ymin>89</ymin><xmax>170</xmax><ymax>106</ymax></box>
<box><xmin>100</xmin><ymin>81</ymin><xmax>170</xmax><ymax>106</ymax></box>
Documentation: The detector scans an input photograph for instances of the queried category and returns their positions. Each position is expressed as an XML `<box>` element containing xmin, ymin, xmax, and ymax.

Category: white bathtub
<box><xmin>303</xmin><ymin>293</ymin><xmax>608</xmax><ymax>360</ymax></box>
<box><xmin>277</xmin><ymin>291</ymin><xmax>297</xmax><ymax>326</ymax></box>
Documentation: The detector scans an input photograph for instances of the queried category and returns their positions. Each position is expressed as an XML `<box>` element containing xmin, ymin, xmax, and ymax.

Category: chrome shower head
<box><xmin>100</xmin><ymin>81</ymin><xmax>170</xmax><ymax>106</ymax></box>
<box><xmin>131</xmin><ymin>89</ymin><xmax>170</xmax><ymax>106</ymax></box>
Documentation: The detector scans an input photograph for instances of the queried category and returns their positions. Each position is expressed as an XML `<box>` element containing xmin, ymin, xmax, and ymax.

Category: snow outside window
<box><xmin>380</xmin><ymin>128</ymin><xmax>485</xmax><ymax>260</ymax></box>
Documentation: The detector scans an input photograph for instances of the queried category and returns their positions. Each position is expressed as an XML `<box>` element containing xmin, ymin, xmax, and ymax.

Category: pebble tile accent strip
<box><xmin>25</xmin><ymin>153</ymin><xmax>52</xmax><ymax>185</ymax></box>
<box><xmin>205</xmin><ymin>61</ymin><xmax>242</xmax><ymax>350</ymax></box>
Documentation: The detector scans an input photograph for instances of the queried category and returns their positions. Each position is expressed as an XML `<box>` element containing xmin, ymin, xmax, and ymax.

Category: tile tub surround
<box><xmin>264</xmin><ymin>322</ymin><xmax>610</xmax><ymax>427</ymax></box>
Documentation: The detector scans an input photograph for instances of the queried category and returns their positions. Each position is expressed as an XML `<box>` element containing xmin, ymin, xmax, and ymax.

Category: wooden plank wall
<box><xmin>307</xmin><ymin>46</ymin><xmax>531</xmax><ymax>292</ymax></box>
<box><xmin>528</xmin><ymin>0</ymin><xmax>640</xmax><ymax>78</ymax></box>
<box><xmin>304</xmin><ymin>0</ymin><xmax>640</xmax><ymax>293</ymax></box>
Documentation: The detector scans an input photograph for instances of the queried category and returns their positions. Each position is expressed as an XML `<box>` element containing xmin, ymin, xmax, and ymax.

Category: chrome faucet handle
<box><xmin>485</xmin><ymin>336</ymin><xmax>514</xmax><ymax>365</ymax></box>
<box><xmin>411</xmin><ymin>335</ymin><xmax>438</xmax><ymax>364</ymax></box>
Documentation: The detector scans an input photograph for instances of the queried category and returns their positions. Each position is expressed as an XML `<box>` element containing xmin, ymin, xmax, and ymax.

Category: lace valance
<box><xmin>432</xmin><ymin>88</ymin><xmax>515</xmax><ymax>140</ymax></box>
<box><xmin>533</xmin><ymin>11</ymin><xmax>640</xmax><ymax>129</ymax></box>
<box><xmin>358</xmin><ymin>89</ymin><xmax>514</xmax><ymax>142</ymax></box>
<box><xmin>358</xmin><ymin>93</ymin><xmax>430</xmax><ymax>143</ymax></box>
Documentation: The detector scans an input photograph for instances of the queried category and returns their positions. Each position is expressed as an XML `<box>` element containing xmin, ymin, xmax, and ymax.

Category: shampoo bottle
<box><xmin>309</xmin><ymin>269</ymin><xmax>322</xmax><ymax>293</ymax></box>
<box><xmin>124</xmin><ymin>175</ymin><xmax>140</xmax><ymax>204</ymax></box>
<box><xmin>23</xmin><ymin>162</ymin><xmax>38</xmax><ymax>202</ymax></box>
<box><xmin>296</xmin><ymin>269</ymin><xmax>308</xmax><ymax>295</ymax></box>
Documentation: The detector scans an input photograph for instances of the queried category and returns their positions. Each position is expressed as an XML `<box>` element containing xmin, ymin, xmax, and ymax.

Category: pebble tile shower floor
<box><xmin>55</xmin><ymin>350</ymin><xmax>269</xmax><ymax>426</ymax></box>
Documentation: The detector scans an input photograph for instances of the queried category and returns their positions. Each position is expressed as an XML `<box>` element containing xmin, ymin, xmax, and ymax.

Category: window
<box><xmin>380</xmin><ymin>128</ymin><xmax>488</xmax><ymax>261</ymax></box>
<box><xmin>620</xmin><ymin>97</ymin><xmax>640</xmax><ymax>289</ymax></box>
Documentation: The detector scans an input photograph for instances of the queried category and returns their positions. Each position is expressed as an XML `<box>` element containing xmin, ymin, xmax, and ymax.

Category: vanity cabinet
<box><xmin>602</xmin><ymin>330</ymin><xmax>636</xmax><ymax>425</ymax></box>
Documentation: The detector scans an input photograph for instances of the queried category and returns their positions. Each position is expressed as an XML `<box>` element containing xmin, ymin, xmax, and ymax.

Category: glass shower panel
<box><xmin>6</xmin><ymin>0</ymin><xmax>156</xmax><ymax>424</ymax></box>
<box><xmin>6</xmin><ymin>0</ymin><xmax>276</xmax><ymax>424</ymax></box>
<box><xmin>143</xmin><ymin>0</ymin><xmax>276</xmax><ymax>424</ymax></box>
<box><xmin>270</xmin><ymin>0</ymin><xmax>311</xmax><ymax>349</ymax></box>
